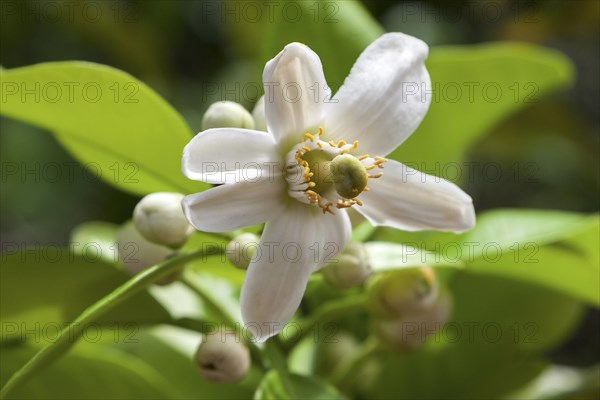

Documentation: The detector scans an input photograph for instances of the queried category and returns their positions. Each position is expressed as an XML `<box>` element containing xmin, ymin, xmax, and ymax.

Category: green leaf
<box><xmin>69</xmin><ymin>221</ymin><xmax>120</xmax><ymax>265</ymax></box>
<box><xmin>254</xmin><ymin>370</ymin><xmax>345</xmax><ymax>400</ymax></box>
<box><xmin>460</xmin><ymin>209</ymin><xmax>592</xmax><ymax>258</ymax></box>
<box><xmin>468</xmin><ymin>245</ymin><xmax>599</xmax><ymax>306</ymax></box>
<box><xmin>0</xmin><ymin>250</ymin><xmax>171</xmax><ymax>342</ymax></box>
<box><xmin>261</xmin><ymin>0</ymin><xmax>384</xmax><ymax>89</ymax></box>
<box><xmin>0</xmin><ymin>62</ymin><xmax>205</xmax><ymax>196</ymax></box>
<box><xmin>364</xmin><ymin>241</ymin><xmax>464</xmax><ymax>270</ymax></box>
<box><xmin>0</xmin><ymin>343</ymin><xmax>173</xmax><ymax>399</ymax></box>
<box><xmin>373</xmin><ymin>209</ymin><xmax>593</xmax><ymax>262</ymax></box>
<box><xmin>389</xmin><ymin>43</ymin><xmax>575</xmax><ymax>171</ymax></box>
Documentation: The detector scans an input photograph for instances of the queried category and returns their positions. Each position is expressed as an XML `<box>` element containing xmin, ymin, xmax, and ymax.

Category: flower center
<box><xmin>285</xmin><ymin>128</ymin><xmax>386</xmax><ymax>214</ymax></box>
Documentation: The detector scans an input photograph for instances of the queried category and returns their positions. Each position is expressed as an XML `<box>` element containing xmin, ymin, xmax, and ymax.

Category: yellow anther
<box><xmin>353</xmin><ymin>198</ymin><xmax>363</xmax><ymax>206</ymax></box>
<box><xmin>365</xmin><ymin>165</ymin><xmax>376</xmax><ymax>171</ymax></box>
<box><xmin>317</xmin><ymin>142</ymin><xmax>323</xmax><ymax>148</ymax></box>
<box><xmin>328</xmin><ymin>140</ymin><xmax>336</xmax><ymax>147</ymax></box>
<box><xmin>364</xmin><ymin>187</ymin><xmax>370</xmax><ymax>191</ymax></box>
<box><xmin>317</xmin><ymin>127</ymin><xmax>324</xmax><ymax>136</ymax></box>
<box><xmin>308</xmin><ymin>182</ymin><xmax>316</xmax><ymax>187</ymax></box>
<box><xmin>352</xmin><ymin>140</ymin><xmax>359</xmax><ymax>149</ymax></box>
<box><xmin>339</xmin><ymin>149</ymin><xmax>350</xmax><ymax>155</ymax></box>
<box><xmin>302</xmin><ymin>145</ymin><xmax>311</xmax><ymax>152</ymax></box>
<box><xmin>368</xmin><ymin>173</ymin><xmax>383</xmax><ymax>179</ymax></box>
<box><xmin>305</xmin><ymin>132</ymin><xmax>315</xmax><ymax>142</ymax></box>
<box><xmin>337</xmin><ymin>140</ymin><xmax>346</xmax><ymax>148</ymax></box>
<box><xmin>359</xmin><ymin>154</ymin><xmax>369</xmax><ymax>161</ymax></box>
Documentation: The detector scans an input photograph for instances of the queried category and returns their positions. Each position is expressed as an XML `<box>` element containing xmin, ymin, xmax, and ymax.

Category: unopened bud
<box><xmin>368</xmin><ymin>267</ymin><xmax>438</xmax><ymax>319</ymax></box>
<box><xmin>375</xmin><ymin>287</ymin><xmax>453</xmax><ymax>351</ymax></box>
<box><xmin>323</xmin><ymin>255</ymin><xmax>365</xmax><ymax>289</ymax></box>
<box><xmin>195</xmin><ymin>331</ymin><xmax>250</xmax><ymax>383</ymax></box>
<box><xmin>226</xmin><ymin>233</ymin><xmax>259</xmax><ymax>270</ymax></box>
<box><xmin>133</xmin><ymin>192</ymin><xmax>193</xmax><ymax>249</ymax></box>
<box><xmin>115</xmin><ymin>221</ymin><xmax>178</xmax><ymax>284</ymax></box>
<box><xmin>202</xmin><ymin>101</ymin><xmax>255</xmax><ymax>130</ymax></box>
<box><xmin>322</xmin><ymin>243</ymin><xmax>371</xmax><ymax>289</ymax></box>
<box><xmin>251</xmin><ymin>95</ymin><xmax>267</xmax><ymax>131</ymax></box>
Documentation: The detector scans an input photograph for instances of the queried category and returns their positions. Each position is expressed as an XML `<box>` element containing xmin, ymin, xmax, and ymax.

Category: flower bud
<box><xmin>202</xmin><ymin>101</ymin><xmax>255</xmax><ymax>130</ymax></box>
<box><xmin>226</xmin><ymin>233</ymin><xmax>259</xmax><ymax>270</ymax></box>
<box><xmin>368</xmin><ymin>267</ymin><xmax>438</xmax><ymax>319</ymax></box>
<box><xmin>195</xmin><ymin>331</ymin><xmax>250</xmax><ymax>383</ymax></box>
<box><xmin>322</xmin><ymin>243</ymin><xmax>371</xmax><ymax>289</ymax></box>
<box><xmin>251</xmin><ymin>95</ymin><xmax>267</xmax><ymax>131</ymax></box>
<box><xmin>115</xmin><ymin>221</ymin><xmax>178</xmax><ymax>284</ymax></box>
<box><xmin>374</xmin><ymin>287</ymin><xmax>453</xmax><ymax>351</ymax></box>
<box><xmin>133</xmin><ymin>192</ymin><xmax>193</xmax><ymax>249</ymax></box>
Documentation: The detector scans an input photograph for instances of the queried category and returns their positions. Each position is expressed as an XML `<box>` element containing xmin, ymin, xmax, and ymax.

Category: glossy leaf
<box><xmin>0</xmin><ymin>343</ymin><xmax>173</xmax><ymax>399</ymax></box>
<box><xmin>0</xmin><ymin>62</ymin><xmax>205</xmax><ymax>196</ymax></box>
<box><xmin>389</xmin><ymin>43</ymin><xmax>575</xmax><ymax>172</ymax></box>
<box><xmin>0</xmin><ymin>251</ymin><xmax>171</xmax><ymax>342</ymax></box>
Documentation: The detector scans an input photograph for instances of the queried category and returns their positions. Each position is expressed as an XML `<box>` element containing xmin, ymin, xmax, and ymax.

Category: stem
<box><xmin>330</xmin><ymin>336</ymin><xmax>382</xmax><ymax>388</ymax></box>
<box><xmin>0</xmin><ymin>247</ymin><xmax>220</xmax><ymax>399</ymax></box>
<box><xmin>178</xmin><ymin>276</ymin><xmax>267</xmax><ymax>369</ymax></box>
<box><xmin>264</xmin><ymin>340</ymin><xmax>296</xmax><ymax>397</ymax></box>
<box><xmin>179</xmin><ymin>276</ymin><xmax>237</xmax><ymax>328</ymax></box>
<box><xmin>281</xmin><ymin>294</ymin><xmax>368</xmax><ymax>348</ymax></box>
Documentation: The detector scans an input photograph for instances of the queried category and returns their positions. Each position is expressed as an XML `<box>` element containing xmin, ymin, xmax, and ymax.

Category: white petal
<box><xmin>263</xmin><ymin>43</ymin><xmax>330</xmax><ymax>147</ymax></box>
<box><xmin>316</xmin><ymin>208</ymin><xmax>352</xmax><ymax>271</ymax></box>
<box><xmin>182</xmin><ymin>178</ymin><xmax>286</xmax><ymax>232</ymax></box>
<box><xmin>324</xmin><ymin>33</ymin><xmax>431</xmax><ymax>156</ymax></box>
<box><xmin>240</xmin><ymin>204</ymin><xmax>350</xmax><ymax>342</ymax></box>
<box><xmin>182</xmin><ymin>128</ymin><xmax>281</xmax><ymax>184</ymax></box>
<box><xmin>357</xmin><ymin>160</ymin><xmax>475</xmax><ymax>233</ymax></box>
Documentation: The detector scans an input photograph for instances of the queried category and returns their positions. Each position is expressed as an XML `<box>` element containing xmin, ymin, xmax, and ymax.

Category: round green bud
<box><xmin>251</xmin><ymin>95</ymin><xmax>267</xmax><ymax>131</ymax></box>
<box><xmin>330</xmin><ymin>154</ymin><xmax>368</xmax><ymax>199</ymax></box>
<box><xmin>368</xmin><ymin>267</ymin><xmax>438</xmax><ymax>319</ymax></box>
<box><xmin>374</xmin><ymin>287</ymin><xmax>453</xmax><ymax>351</ymax></box>
<box><xmin>226</xmin><ymin>233</ymin><xmax>259</xmax><ymax>270</ymax></box>
<box><xmin>115</xmin><ymin>221</ymin><xmax>178</xmax><ymax>285</ymax></box>
<box><xmin>202</xmin><ymin>101</ymin><xmax>255</xmax><ymax>130</ymax></box>
<box><xmin>195</xmin><ymin>331</ymin><xmax>250</xmax><ymax>383</ymax></box>
<box><xmin>322</xmin><ymin>243</ymin><xmax>371</xmax><ymax>289</ymax></box>
<box><xmin>133</xmin><ymin>192</ymin><xmax>193</xmax><ymax>249</ymax></box>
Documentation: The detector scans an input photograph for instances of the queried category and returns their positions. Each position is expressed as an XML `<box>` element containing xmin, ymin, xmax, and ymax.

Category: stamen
<box><xmin>302</xmin><ymin>145</ymin><xmax>311</xmax><ymax>152</ymax></box>
<box><xmin>352</xmin><ymin>140</ymin><xmax>359</xmax><ymax>150</ymax></box>
<box><xmin>305</xmin><ymin>132</ymin><xmax>315</xmax><ymax>142</ymax></box>
<box><xmin>368</xmin><ymin>172</ymin><xmax>383</xmax><ymax>179</ymax></box>
<box><xmin>359</xmin><ymin>154</ymin><xmax>369</xmax><ymax>161</ymax></box>
<box><xmin>337</xmin><ymin>140</ymin><xmax>346</xmax><ymax>148</ymax></box>
<box><xmin>317</xmin><ymin>142</ymin><xmax>323</xmax><ymax>148</ymax></box>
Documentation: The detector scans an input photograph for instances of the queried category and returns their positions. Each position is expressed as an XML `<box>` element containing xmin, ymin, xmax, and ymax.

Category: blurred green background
<box><xmin>1</xmin><ymin>0</ymin><xmax>598</xmax><ymax>398</ymax></box>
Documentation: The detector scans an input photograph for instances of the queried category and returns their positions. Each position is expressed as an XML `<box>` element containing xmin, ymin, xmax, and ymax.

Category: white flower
<box><xmin>181</xmin><ymin>33</ymin><xmax>475</xmax><ymax>342</ymax></box>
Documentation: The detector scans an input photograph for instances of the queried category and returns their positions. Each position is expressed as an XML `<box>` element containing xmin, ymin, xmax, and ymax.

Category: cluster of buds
<box><xmin>368</xmin><ymin>267</ymin><xmax>452</xmax><ymax>351</ymax></box>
